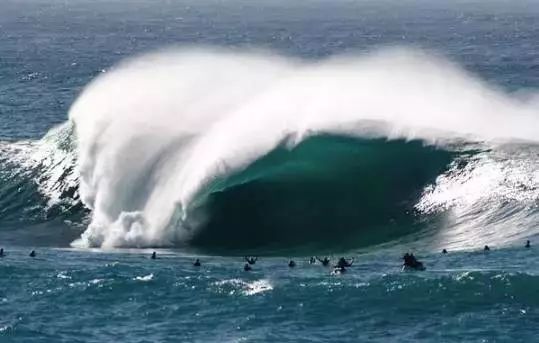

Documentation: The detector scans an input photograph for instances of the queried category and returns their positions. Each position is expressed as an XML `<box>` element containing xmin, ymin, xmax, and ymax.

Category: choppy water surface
<box><xmin>0</xmin><ymin>0</ymin><xmax>538</xmax><ymax>341</ymax></box>
<box><xmin>1</xmin><ymin>246</ymin><xmax>538</xmax><ymax>342</ymax></box>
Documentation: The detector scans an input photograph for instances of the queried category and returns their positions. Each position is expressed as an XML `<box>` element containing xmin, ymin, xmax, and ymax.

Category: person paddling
<box><xmin>245</xmin><ymin>256</ymin><xmax>257</xmax><ymax>265</ymax></box>
<box><xmin>316</xmin><ymin>257</ymin><xmax>331</xmax><ymax>266</ymax></box>
<box><xmin>402</xmin><ymin>253</ymin><xmax>425</xmax><ymax>270</ymax></box>
<box><xmin>335</xmin><ymin>257</ymin><xmax>354</xmax><ymax>269</ymax></box>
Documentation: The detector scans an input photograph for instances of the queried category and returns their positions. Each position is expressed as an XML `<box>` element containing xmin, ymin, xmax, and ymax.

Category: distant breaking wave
<box><xmin>1</xmin><ymin>47</ymin><xmax>538</xmax><ymax>251</ymax></box>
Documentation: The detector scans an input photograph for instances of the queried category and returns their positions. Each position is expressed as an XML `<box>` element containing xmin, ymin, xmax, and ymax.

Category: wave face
<box><xmin>186</xmin><ymin>135</ymin><xmax>456</xmax><ymax>251</ymax></box>
<box><xmin>2</xmin><ymin>47</ymin><xmax>538</xmax><ymax>251</ymax></box>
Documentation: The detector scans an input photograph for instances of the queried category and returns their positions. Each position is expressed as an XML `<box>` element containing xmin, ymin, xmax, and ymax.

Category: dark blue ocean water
<box><xmin>1</xmin><ymin>0</ymin><xmax>538</xmax><ymax>341</ymax></box>
<box><xmin>1</xmin><ymin>246</ymin><xmax>538</xmax><ymax>342</ymax></box>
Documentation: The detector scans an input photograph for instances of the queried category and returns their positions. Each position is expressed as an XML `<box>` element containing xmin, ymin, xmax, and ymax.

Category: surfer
<box><xmin>335</xmin><ymin>257</ymin><xmax>354</xmax><ymax>268</ymax></box>
<box><xmin>0</xmin><ymin>248</ymin><xmax>4</xmax><ymax>257</ymax></box>
<box><xmin>244</xmin><ymin>256</ymin><xmax>257</xmax><ymax>265</ymax></box>
<box><xmin>288</xmin><ymin>260</ymin><xmax>296</xmax><ymax>268</ymax></box>
<box><xmin>442</xmin><ymin>249</ymin><xmax>448</xmax><ymax>254</ymax></box>
<box><xmin>151</xmin><ymin>251</ymin><xmax>157</xmax><ymax>259</ymax></box>
<box><xmin>244</xmin><ymin>263</ymin><xmax>252</xmax><ymax>271</ymax></box>
<box><xmin>484</xmin><ymin>245</ymin><xmax>490</xmax><ymax>251</ymax></box>
<box><xmin>316</xmin><ymin>257</ymin><xmax>331</xmax><ymax>266</ymax></box>
<box><xmin>29</xmin><ymin>250</ymin><xmax>36</xmax><ymax>257</ymax></box>
<box><xmin>193</xmin><ymin>258</ymin><xmax>201</xmax><ymax>267</ymax></box>
<box><xmin>309</xmin><ymin>257</ymin><xmax>316</xmax><ymax>264</ymax></box>
<box><xmin>525</xmin><ymin>240</ymin><xmax>531</xmax><ymax>248</ymax></box>
<box><xmin>403</xmin><ymin>253</ymin><xmax>415</xmax><ymax>265</ymax></box>
<box><xmin>402</xmin><ymin>253</ymin><xmax>425</xmax><ymax>270</ymax></box>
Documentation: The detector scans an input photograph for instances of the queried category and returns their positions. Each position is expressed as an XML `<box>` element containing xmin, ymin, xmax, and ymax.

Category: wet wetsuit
<box><xmin>317</xmin><ymin>257</ymin><xmax>331</xmax><ymax>266</ymax></box>
<box><xmin>403</xmin><ymin>253</ymin><xmax>424</xmax><ymax>269</ymax></box>
<box><xmin>336</xmin><ymin>258</ymin><xmax>354</xmax><ymax>268</ymax></box>
<box><xmin>245</xmin><ymin>257</ymin><xmax>257</xmax><ymax>265</ymax></box>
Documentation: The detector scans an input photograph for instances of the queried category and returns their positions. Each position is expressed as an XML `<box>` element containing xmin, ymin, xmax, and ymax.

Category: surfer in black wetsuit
<box><xmin>484</xmin><ymin>245</ymin><xmax>490</xmax><ymax>251</ymax></box>
<box><xmin>0</xmin><ymin>248</ymin><xmax>4</xmax><ymax>257</ymax></box>
<box><xmin>335</xmin><ymin>257</ymin><xmax>354</xmax><ymax>268</ymax></box>
<box><xmin>193</xmin><ymin>258</ymin><xmax>201</xmax><ymax>267</ymax></box>
<box><xmin>332</xmin><ymin>257</ymin><xmax>353</xmax><ymax>274</ymax></box>
<box><xmin>316</xmin><ymin>257</ymin><xmax>331</xmax><ymax>266</ymax></box>
<box><xmin>525</xmin><ymin>240</ymin><xmax>531</xmax><ymax>248</ymax></box>
<box><xmin>244</xmin><ymin>263</ymin><xmax>252</xmax><ymax>271</ymax></box>
<box><xmin>245</xmin><ymin>256</ymin><xmax>257</xmax><ymax>265</ymax></box>
<box><xmin>403</xmin><ymin>253</ymin><xmax>411</xmax><ymax>265</ymax></box>
<box><xmin>309</xmin><ymin>257</ymin><xmax>316</xmax><ymax>264</ymax></box>
<box><xmin>288</xmin><ymin>260</ymin><xmax>296</xmax><ymax>268</ymax></box>
<box><xmin>442</xmin><ymin>249</ymin><xmax>448</xmax><ymax>254</ymax></box>
<box><xmin>29</xmin><ymin>250</ymin><xmax>36</xmax><ymax>258</ymax></box>
<box><xmin>403</xmin><ymin>253</ymin><xmax>424</xmax><ymax>270</ymax></box>
<box><xmin>151</xmin><ymin>251</ymin><xmax>157</xmax><ymax>259</ymax></box>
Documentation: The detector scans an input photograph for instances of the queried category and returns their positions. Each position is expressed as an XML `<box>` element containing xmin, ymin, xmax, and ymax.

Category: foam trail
<box><xmin>68</xmin><ymin>47</ymin><xmax>539</xmax><ymax>248</ymax></box>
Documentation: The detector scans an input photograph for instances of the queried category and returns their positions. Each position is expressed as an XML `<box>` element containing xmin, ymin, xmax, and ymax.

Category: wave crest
<box><xmin>10</xmin><ymin>46</ymin><xmax>537</xmax><ymax>250</ymax></box>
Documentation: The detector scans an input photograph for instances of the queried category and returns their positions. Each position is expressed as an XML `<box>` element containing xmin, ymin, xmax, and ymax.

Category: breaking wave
<box><xmin>1</xmin><ymin>47</ymin><xmax>537</xmax><ymax>251</ymax></box>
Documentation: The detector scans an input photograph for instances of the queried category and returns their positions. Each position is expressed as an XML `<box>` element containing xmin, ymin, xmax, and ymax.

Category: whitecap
<box><xmin>214</xmin><ymin>279</ymin><xmax>273</xmax><ymax>296</ymax></box>
<box><xmin>56</xmin><ymin>272</ymin><xmax>71</xmax><ymax>279</ymax></box>
<box><xmin>243</xmin><ymin>280</ymin><xmax>273</xmax><ymax>296</ymax></box>
<box><xmin>134</xmin><ymin>273</ymin><xmax>154</xmax><ymax>282</ymax></box>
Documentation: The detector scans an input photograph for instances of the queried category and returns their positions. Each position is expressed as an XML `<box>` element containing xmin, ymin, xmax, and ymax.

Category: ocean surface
<box><xmin>0</xmin><ymin>0</ymin><xmax>538</xmax><ymax>341</ymax></box>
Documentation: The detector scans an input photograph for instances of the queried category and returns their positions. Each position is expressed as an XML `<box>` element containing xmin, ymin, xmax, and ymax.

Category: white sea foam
<box><xmin>134</xmin><ymin>274</ymin><xmax>154</xmax><ymax>282</ymax></box>
<box><xmin>65</xmin><ymin>47</ymin><xmax>539</xmax><ymax>248</ymax></box>
<box><xmin>214</xmin><ymin>278</ymin><xmax>273</xmax><ymax>296</ymax></box>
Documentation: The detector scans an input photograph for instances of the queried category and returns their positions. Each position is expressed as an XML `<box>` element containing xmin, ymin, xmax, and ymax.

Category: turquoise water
<box><xmin>1</xmin><ymin>246</ymin><xmax>538</xmax><ymax>342</ymax></box>
<box><xmin>1</xmin><ymin>0</ymin><xmax>538</xmax><ymax>341</ymax></box>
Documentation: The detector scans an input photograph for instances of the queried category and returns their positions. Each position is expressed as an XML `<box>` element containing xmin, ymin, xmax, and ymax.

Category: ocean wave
<box><xmin>0</xmin><ymin>47</ymin><xmax>537</xmax><ymax>251</ymax></box>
